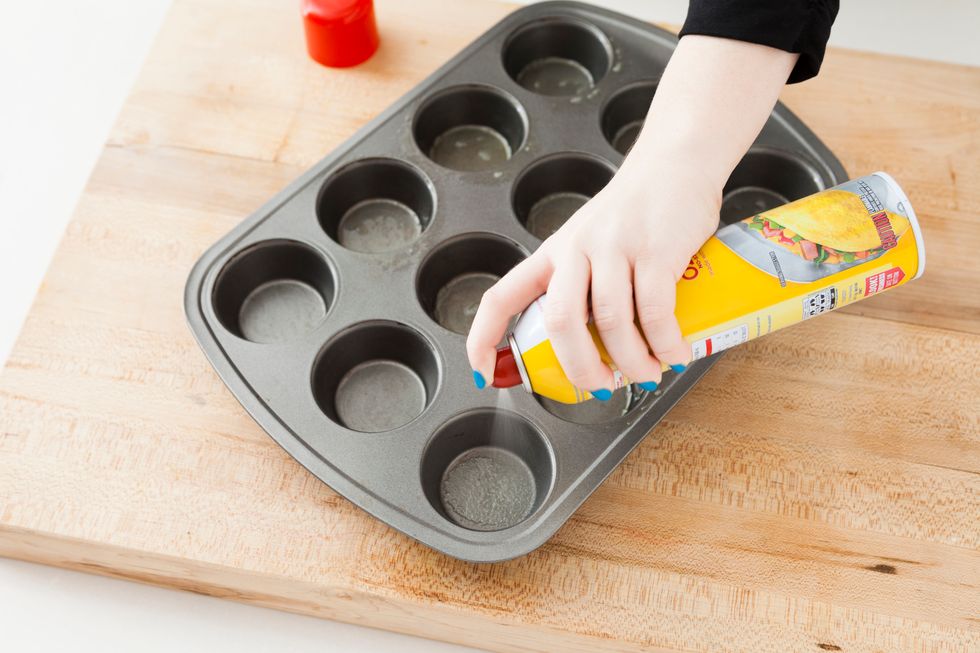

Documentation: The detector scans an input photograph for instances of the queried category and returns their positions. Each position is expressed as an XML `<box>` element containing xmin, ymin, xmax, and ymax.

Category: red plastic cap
<box><xmin>492</xmin><ymin>346</ymin><xmax>523</xmax><ymax>389</ymax></box>
<box><xmin>302</xmin><ymin>0</ymin><xmax>379</xmax><ymax>68</ymax></box>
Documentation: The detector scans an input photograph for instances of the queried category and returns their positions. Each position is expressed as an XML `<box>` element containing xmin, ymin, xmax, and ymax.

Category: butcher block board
<box><xmin>1</xmin><ymin>0</ymin><xmax>978</xmax><ymax>651</ymax></box>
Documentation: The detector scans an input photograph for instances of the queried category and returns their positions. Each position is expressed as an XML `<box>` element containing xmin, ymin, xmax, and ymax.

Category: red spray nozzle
<box><xmin>492</xmin><ymin>346</ymin><xmax>522</xmax><ymax>388</ymax></box>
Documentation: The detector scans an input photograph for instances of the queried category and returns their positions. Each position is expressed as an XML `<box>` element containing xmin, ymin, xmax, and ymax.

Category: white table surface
<box><xmin>1</xmin><ymin>1</ymin><xmax>976</xmax><ymax>651</ymax></box>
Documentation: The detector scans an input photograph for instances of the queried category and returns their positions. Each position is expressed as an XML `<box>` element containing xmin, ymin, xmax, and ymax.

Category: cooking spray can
<box><xmin>491</xmin><ymin>172</ymin><xmax>926</xmax><ymax>404</ymax></box>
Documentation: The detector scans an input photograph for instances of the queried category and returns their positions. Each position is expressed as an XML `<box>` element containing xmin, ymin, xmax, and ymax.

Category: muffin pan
<box><xmin>185</xmin><ymin>1</ymin><xmax>846</xmax><ymax>562</ymax></box>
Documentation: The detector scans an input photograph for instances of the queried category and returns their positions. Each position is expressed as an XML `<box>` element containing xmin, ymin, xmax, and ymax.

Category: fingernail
<box><xmin>472</xmin><ymin>370</ymin><xmax>486</xmax><ymax>389</ymax></box>
<box><xmin>639</xmin><ymin>381</ymin><xmax>659</xmax><ymax>392</ymax></box>
<box><xmin>591</xmin><ymin>388</ymin><xmax>612</xmax><ymax>402</ymax></box>
<box><xmin>670</xmin><ymin>363</ymin><xmax>687</xmax><ymax>373</ymax></box>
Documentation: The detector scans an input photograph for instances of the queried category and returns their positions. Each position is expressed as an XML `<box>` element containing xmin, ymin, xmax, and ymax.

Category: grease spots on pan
<box><xmin>516</xmin><ymin>57</ymin><xmax>594</xmax><ymax>96</ymax></box>
<box><xmin>338</xmin><ymin>198</ymin><xmax>423</xmax><ymax>253</ymax></box>
<box><xmin>429</xmin><ymin>125</ymin><xmax>511</xmax><ymax>171</ymax></box>
<box><xmin>441</xmin><ymin>447</ymin><xmax>536</xmax><ymax>531</ymax></box>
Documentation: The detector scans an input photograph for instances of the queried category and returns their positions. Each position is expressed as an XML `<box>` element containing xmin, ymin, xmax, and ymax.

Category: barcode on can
<box><xmin>802</xmin><ymin>287</ymin><xmax>837</xmax><ymax>320</ymax></box>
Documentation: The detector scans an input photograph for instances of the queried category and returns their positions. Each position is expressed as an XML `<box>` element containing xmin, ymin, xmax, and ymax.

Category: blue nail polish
<box><xmin>639</xmin><ymin>381</ymin><xmax>659</xmax><ymax>392</ymax></box>
<box><xmin>472</xmin><ymin>370</ymin><xmax>486</xmax><ymax>389</ymax></box>
<box><xmin>670</xmin><ymin>363</ymin><xmax>687</xmax><ymax>374</ymax></box>
<box><xmin>591</xmin><ymin>388</ymin><xmax>612</xmax><ymax>402</ymax></box>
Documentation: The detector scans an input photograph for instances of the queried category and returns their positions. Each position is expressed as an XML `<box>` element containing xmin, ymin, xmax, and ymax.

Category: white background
<box><xmin>0</xmin><ymin>1</ymin><xmax>975</xmax><ymax>651</ymax></box>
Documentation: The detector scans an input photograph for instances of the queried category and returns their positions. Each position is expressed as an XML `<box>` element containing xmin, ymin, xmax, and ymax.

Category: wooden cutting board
<box><xmin>1</xmin><ymin>0</ymin><xmax>978</xmax><ymax>650</ymax></box>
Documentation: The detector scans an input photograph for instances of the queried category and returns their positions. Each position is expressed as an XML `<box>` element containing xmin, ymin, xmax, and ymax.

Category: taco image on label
<box><xmin>717</xmin><ymin>185</ymin><xmax>912</xmax><ymax>284</ymax></box>
<box><xmin>744</xmin><ymin>190</ymin><xmax>911</xmax><ymax>265</ymax></box>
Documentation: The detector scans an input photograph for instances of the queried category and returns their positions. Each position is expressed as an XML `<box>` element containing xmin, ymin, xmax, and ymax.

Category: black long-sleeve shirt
<box><xmin>680</xmin><ymin>0</ymin><xmax>840</xmax><ymax>83</ymax></box>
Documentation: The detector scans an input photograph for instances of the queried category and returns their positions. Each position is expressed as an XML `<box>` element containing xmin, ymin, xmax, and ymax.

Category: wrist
<box><xmin>617</xmin><ymin>35</ymin><xmax>797</xmax><ymax>194</ymax></box>
<box><xmin>617</xmin><ymin>134</ymin><xmax>727</xmax><ymax>196</ymax></box>
<box><xmin>607</xmin><ymin>151</ymin><xmax>722</xmax><ymax>246</ymax></box>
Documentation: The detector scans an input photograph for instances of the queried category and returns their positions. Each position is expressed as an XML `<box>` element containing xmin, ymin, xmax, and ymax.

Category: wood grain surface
<box><xmin>1</xmin><ymin>0</ymin><xmax>978</xmax><ymax>651</ymax></box>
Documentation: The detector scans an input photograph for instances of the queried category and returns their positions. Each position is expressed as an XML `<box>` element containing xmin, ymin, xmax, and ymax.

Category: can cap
<box><xmin>492</xmin><ymin>346</ymin><xmax>522</xmax><ymax>388</ymax></box>
<box><xmin>302</xmin><ymin>0</ymin><xmax>379</xmax><ymax>68</ymax></box>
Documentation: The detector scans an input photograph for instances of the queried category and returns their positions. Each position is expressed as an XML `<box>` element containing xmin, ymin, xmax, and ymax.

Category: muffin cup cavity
<box><xmin>414</xmin><ymin>85</ymin><xmax>528</xmax><ymax>171</ymax></box>
<box><xmin>720</xmin><ymin>148</ymin><xmax>825</xmax><ymax>224</ymax></box>
<box><xmin>512</xmin><ymin>153</ymin><xmax>615</xmax><ymax>239</ymax></box>
<box><xmin>421</xmin><ymin>410</ymin><xmax>554</xmax><ymax>532</ymax></box>
<box><xmin>311</xmin><ymin>322</ymin><xmax>440</xmax><ymax>433</ymax></box>
<box><xmin>417</xmin><ymin>234</ymin><xmax>526</xmax><ymax>335</ymax></box>
<box><xmin>212</xmin><ymin>240</ymin><xmax>335</xmax><ymax>343</ymax></box>
<box><xmin>600</xmin><ymin>81</ymin><xmax>658</xmax><ymax>155</ymax></box>
<box><xmin>318</xmin><ymin>158</ymin><xmax>435</xmax><ymax>252</ymax></box>
<box><xmin>503</xmin><ymin>18</ymin><xmax>613</xmax><ymax>96</ymax></box>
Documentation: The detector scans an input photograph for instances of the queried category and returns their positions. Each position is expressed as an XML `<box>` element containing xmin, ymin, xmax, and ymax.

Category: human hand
<box><xmin>466</xmin><ymin>157</ymin><xmax>720</xmax><ymax>397</ymax></box>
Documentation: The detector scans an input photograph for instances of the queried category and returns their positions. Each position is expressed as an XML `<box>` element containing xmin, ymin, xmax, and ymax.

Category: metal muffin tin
<box><xmin>185</xmin><ymin>1</ymin><xmax>846</xmax><ymax>562</ymax></box>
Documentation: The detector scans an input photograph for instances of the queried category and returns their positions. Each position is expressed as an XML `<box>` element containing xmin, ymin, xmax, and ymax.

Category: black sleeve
<box><xmin>679</xmin><ymin>0</ymin><xmax>840</xmax><ymax>83</ymax></box>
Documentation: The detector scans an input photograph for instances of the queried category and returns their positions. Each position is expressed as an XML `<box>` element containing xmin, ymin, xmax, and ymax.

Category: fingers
<box><xmin>544</xmin><ymin>251</ymin><xmax>615</xmax><ymax>395</ymax></box>
<box><xmin>590</xmin><ymin>256</ymin><xmax>664</xmax><ymax>390</ymax></box>
<box><xmin>634</xmin><ymin>259</ymin><xmax>691</xmax><ymax>371</ymax></box>
<box><xmin>467</xmin><ymin>253</ymin><xmax>553</xmax><ymax>386</ymax></box>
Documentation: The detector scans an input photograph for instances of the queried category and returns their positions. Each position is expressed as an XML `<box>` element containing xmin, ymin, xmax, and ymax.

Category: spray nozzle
<box><xmin>492</xmin><ymin>345</ymin><xmax>522</xmax><ymax>388</ymax></box>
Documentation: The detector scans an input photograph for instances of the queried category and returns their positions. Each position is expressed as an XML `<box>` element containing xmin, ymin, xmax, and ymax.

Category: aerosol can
<box><xmin>491</xmin><ymin>172</ymin><xmax>925</xmax><ymax>404</ymax></box>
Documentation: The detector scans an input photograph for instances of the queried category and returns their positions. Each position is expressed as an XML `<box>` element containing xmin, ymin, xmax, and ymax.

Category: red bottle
<box><xmin>302</xmin><ymin>0</ymin><xmax>380</xmax><ymax>68</ymax></box>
